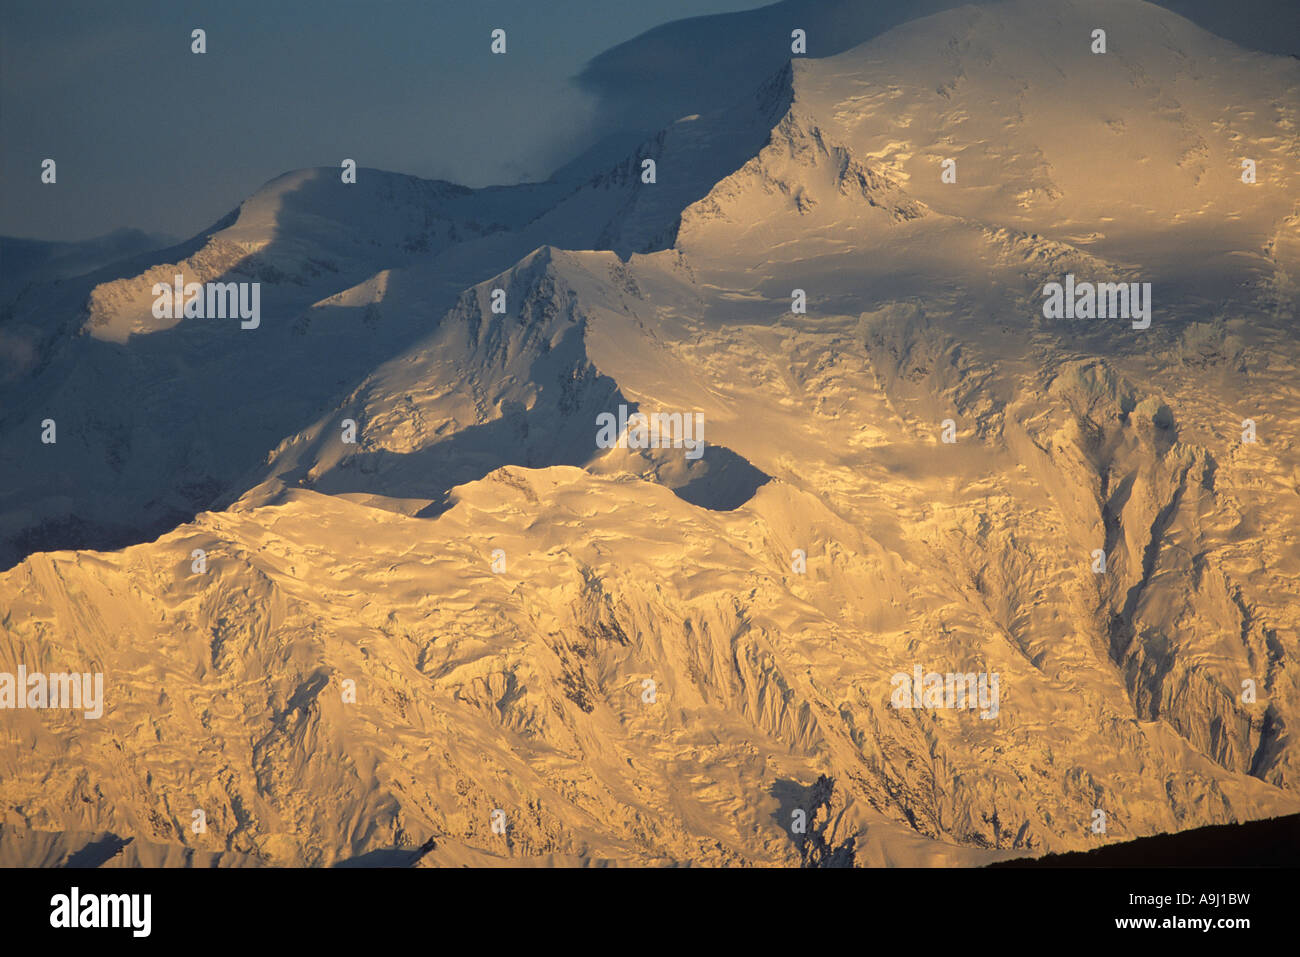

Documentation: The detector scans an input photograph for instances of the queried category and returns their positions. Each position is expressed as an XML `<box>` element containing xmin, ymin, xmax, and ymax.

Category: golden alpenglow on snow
<box><xmin>1</xmin><ymin>0</ymin><xmax>1299</xmax><ymax>911</ymax></box>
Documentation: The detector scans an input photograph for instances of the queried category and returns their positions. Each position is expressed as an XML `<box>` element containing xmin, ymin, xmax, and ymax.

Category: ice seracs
<box><xmin>890</xmin><ymin>666</ymin><xmax>1000</xmax><ymax>720</ymax></box>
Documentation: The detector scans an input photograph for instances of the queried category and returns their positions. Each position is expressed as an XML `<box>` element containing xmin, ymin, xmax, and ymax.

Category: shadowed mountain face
<box><xmin>0</xmin><ymin>69</ymin><xmax>790</xmax><ymax>571</ymax></box>
<box><xmin>1</xmin><ymin>0</ymin><xmax>1298</xmax><ymax>868</ymax></box>
<box><xmin>992</xmin><ymin>811</ymin><xmax>1300</xmax><ymax>867</ymax></box>
<box><xmin>574</xmin><ymin>0</ymin><xmax>958</xmax><ymax>139</ymax></box>
<box><xmin>570</xmin><ymin>0</ymin><xmax>1300</xmax><ymax>170</ymax></box>
<box><xmin>0</xmin><ymin>230</ymin><xmax>175</xmax><ymax>310</ymax></box>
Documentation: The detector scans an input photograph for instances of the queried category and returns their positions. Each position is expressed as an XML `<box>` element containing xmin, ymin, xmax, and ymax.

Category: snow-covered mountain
<box><xmin>0</xmin><ymin>229</ymin><xmax>175</xmax><ymax>312</ymax></box>
<box><xmin>1</xmin><ymin>0</ymin><xmax>1297</xmax><ymax>867</ymax></box>
<box><xmin>573</xmin><ymin>0</ymin><xmax>1299</xmax><ymax>161</ymax></box>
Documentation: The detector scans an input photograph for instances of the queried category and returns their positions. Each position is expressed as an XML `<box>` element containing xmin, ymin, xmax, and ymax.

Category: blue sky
<box><xmin>0</xmin><ymin>0</ymin><xmax>768</xmax><ymax>241</ymax></box>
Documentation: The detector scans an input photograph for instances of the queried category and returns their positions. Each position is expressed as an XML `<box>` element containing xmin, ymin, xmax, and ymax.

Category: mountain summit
<box><xmin>1</xmin><ymin>0</ymin><xmax>1297</xmax><ymax>867</ymax></box>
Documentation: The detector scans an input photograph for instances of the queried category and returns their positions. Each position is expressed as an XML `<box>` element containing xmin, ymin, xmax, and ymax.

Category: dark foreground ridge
<box><xmin>991</xmin><ymin>812</ymin><xmax>1300</xmax><ymax>867</ymax></box>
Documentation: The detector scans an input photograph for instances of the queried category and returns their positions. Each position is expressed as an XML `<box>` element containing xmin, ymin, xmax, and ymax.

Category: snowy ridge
<box><xmin>2</xmin><ymin>0</ymin><xmax>1299</xmax><ymax>866</ymax></box>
